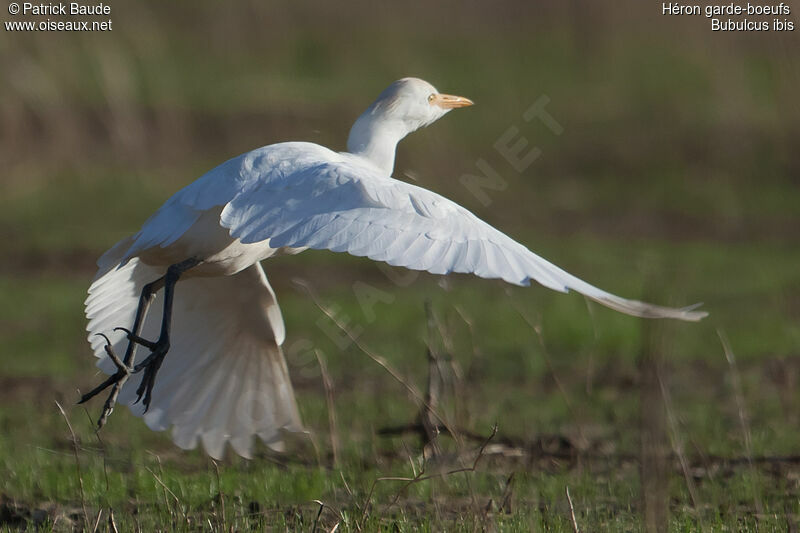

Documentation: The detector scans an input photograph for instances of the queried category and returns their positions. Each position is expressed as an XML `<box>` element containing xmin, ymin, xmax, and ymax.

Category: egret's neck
<box><xmin>346</xmin><ymin>113</ymin><xmax>410</xmax><ymax>175</ymax></box>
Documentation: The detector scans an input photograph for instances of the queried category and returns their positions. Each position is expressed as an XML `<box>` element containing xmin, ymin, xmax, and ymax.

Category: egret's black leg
<box><xmin>80</xmin><ymin>257</ymin><xmax>199</xmax><ymax>427</ymax></box>
<box><xmin>79</xmin><ymin>274</ymin><xmax>166</xmax><ymax>428</ymax></box>
<box><xmin>127</xmin><ymin>257</ymin><xmax>200</xmax><ymax>410</ymax></box>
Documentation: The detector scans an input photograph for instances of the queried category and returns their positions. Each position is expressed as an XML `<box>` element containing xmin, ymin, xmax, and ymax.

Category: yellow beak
<box><xmin>430</xmin><ymin>93</ymin><xmax>474</xmax><ymax>109</ymax></box>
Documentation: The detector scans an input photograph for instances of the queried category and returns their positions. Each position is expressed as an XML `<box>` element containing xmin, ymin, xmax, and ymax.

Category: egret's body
<box><xmin>83</xmin><ymin>78</ymin><xmax>706</xmax><ymax>459</ymax></box>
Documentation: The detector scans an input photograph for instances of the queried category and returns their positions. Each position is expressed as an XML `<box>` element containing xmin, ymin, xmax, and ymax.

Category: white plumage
<box><xmin>84</xmin><ymin>78</ymin><xmax>706</xmax><ymax>459</ymax></box>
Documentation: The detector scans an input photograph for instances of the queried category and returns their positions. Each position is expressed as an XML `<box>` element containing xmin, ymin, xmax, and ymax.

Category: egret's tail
<box><xmin>84</xmin><ymin>239</ymin><xmax>303</xmax><ymax>459</ymax></box>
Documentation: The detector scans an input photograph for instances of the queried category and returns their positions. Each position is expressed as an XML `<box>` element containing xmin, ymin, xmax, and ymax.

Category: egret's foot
<box><xmin>116</xmin><ymin>326</ymin><xmax>169</xmax><ymax>409</ymax></box>
<box><xmin>132</xmin><ymin>337</ymin><xmax>170</xmax><ymax>411</ymax></box>
<box><xmin>114</xmin><ymin>326</ymin><xmax>158</xmax><ymax>351</ymax></box>
<box><xmin>79</xmin><ymin>334</ymin><xmax>134</xmax><ymax>429</ymax></box>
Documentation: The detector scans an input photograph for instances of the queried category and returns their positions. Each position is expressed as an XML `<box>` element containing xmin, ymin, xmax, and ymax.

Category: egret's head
<box><xmin>364</xmin><ymin>77</ymin><xmax>473</xmax><ymax>130</ymax></box>
<box><xmin>347</xmin><ymin>78</ymin><xmax>473</xmax><ymax>173</ymax></box>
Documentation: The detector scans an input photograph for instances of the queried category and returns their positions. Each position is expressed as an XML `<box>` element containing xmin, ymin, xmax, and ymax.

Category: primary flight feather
<box><xmin>82</xmin><ymin>78</ymin><xmax>707</xmax><ymax>459</ymax></box>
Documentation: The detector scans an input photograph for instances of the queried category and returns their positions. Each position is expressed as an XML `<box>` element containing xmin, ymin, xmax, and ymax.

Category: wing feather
<box><xmin>215</xmin><ymin>144</ymin><xmax>705</xmax><ymax>321</ymax></box>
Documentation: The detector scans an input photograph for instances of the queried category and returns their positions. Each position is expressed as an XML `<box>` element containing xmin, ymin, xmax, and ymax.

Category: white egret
<box><xmin>81</xmin><ymin>78</ymin><xmax>706</xmax><ymax>459</ymax></box>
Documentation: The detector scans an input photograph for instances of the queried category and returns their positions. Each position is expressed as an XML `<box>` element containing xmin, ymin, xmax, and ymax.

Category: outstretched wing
<box><xmin>209</xmin><ymin>143</ymin><xmax>706</xmax><ymax>321</ymax></box>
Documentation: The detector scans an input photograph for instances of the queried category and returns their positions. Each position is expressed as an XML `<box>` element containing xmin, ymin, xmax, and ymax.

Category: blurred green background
<box><xmin>1</xmin><ymin>0</ymin><xmax>799</xmax><ymax>530</ymax></box>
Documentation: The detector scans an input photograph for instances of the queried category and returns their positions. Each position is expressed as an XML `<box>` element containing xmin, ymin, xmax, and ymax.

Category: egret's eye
<box><xmin>427</xmin><ymin>94</ymin><xmax>435</xmax><ymax>103</ymax></box>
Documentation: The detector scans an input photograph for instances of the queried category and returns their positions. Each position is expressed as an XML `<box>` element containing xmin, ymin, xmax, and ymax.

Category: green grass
<box><xmin>2</xmin><ymin>0</ymin><xmax>800</xmax><ymax>530</ymax></box>
<box><xmin>1</xmin><ymin>238</ymin><xmax>798</xmax><ymax>530</ymax></box>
